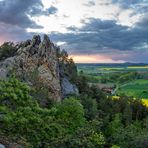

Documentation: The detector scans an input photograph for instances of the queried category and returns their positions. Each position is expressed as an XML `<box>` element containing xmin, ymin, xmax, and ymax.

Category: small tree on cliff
<box><xmin>59</xmin><ymin>49</ymin><xmax>77</xmax><ymax>82</ymax></box>
<box><xmin>0</xmin><ymin>42</ymin><xmax>17</xmax><ymax>60</ymax></box>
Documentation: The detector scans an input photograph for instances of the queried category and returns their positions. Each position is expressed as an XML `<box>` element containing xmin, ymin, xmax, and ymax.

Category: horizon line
<box><xmin>75</xmin><ymin>62</ymin><xmax>148</xmax><ymax>64</ymax></box>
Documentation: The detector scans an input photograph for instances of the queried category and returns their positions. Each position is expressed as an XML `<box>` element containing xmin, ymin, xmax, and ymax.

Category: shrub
<box><xmin>0</xmin><ymin>42</ymin><xmax>17</xmax><ymax>60</ymax></box>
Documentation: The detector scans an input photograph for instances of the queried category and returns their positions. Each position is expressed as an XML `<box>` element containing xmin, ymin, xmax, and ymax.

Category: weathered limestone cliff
<box><xmin>0</xmin><ymin>35</ymin><xmax>78</xmax><ymax>104</ymax></box>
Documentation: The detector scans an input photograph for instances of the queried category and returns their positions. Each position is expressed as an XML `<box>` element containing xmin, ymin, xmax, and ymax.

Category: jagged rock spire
<box><xmin>32</xmin><ymin>35</ymin><xmax>41</xmax><ymax>46</ymax></box>
<box><xmin>0</xmin><ymin>34</ymin><xmax>79</xmax><ymax>104</ymax></box>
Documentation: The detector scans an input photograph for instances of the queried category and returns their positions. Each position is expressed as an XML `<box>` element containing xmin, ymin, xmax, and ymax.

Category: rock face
<box><xmin>61</xmin><ymin>77</ymin><xmax>79</xmax><ymax>97</ymax></box>
<box><xmin>0</xmin><ymin>35</ymin><xmax>79</xmax><ymax>103</ymax></box>
<box><xmin>0</xmin><ymin>136</ymin><xmax>20</xmax><ymax>148</ymax></box>
<box><xmin>0</xmin><ymin>144</ymin><xmax>5</xmax><ymax>148</ymax></box>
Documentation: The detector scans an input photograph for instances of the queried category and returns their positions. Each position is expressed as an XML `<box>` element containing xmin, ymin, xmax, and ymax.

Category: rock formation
<box><xmin>0</xmin><ymin>35</ymin><xmax>78</xmax><ymax>104</ymax></box>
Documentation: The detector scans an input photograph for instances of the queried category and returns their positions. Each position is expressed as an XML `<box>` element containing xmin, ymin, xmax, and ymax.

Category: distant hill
<box><xmin>76</xmin><ymin>63</ymin><xmax>148</xmax><ymax>67</ymax></box>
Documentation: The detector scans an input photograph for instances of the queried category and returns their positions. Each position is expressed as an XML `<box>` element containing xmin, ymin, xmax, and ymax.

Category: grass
<box><xmin>128</xmin><ymin>66</ymin><xmax>148</xmax><ymax>69</ymax></box>
<box><xmin>117</xmin><ymin>79</ymin><xmax>148</xmax><ymax>99</ymax></box>
<box><xmin>78</xmin><ymin>65</ymin><xmax>148</xmax><ymax>75</ymax></box>
<box><xmin>83</xmin><ymin>74</ymin><xmax>101</xmax><ymax>83</ymax></box>
<box><xmin>100</xmin><ymin>67</ymin><xmax>124</xmax><ymax>70</ymax></box>
<box><xmin>77</xmin><ymin>64</ymin><xmax>148</xmax><ymax>105</ymax></box>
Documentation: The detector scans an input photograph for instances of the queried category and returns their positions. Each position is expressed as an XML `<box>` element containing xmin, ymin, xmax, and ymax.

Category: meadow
<box><xmin>77</xmin><ymin>63</ymin><xmax>148</xmax><ymax>105</ymax></box>
<box><xmin>77</xmin><ymin>63</ymin><xmax>148</xmax><ymax>74</ymax></box>
<box><xmin>117</xmin><ymin>79</ymin><xmax>148</xmax><ymax>99</ymax></box>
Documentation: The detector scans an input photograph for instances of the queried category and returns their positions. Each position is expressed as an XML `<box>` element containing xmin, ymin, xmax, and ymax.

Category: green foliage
<box><xmin>65</xmin><ymin>119</ymin><xmax>105</xmax><ymax>147</ymax></box>
<box><xmin>0</xmin><ymin>74</ymin><xmax>148</xmax><ymax>147</ymax></box>
<box><xmin>79</xmin><ymin>73</ymin><xmax>101</xmax><ymax>83</ymax></box>
<box><xmin>117</xmin><ymin>72</ymin><xmax>138</xmax><ymax>83</ymax></box>
<box><xmin>128</xmin><ymin>134</ymin><xmax>148</xmax><ymax>148</ymax></box>
<box><xmin>0</xmin><ymin>79</ymin><xmax>87</xmax><ymax>147</ymax></box>
<box><xmin>106</xmin><ymin>114</ymin><xmax>123</xmax><ymax>136</ymax></box>
<box><xmin>117</xmin><ymin>79</ymin><xmax>148</xmax><ymax>98</ymax></box>
<box><xmin>76</xmin><ymin>74</ymin><xmax>90</xmax><ymax>93</ymax></box>
<box><xmin>55</xmin><ymin>98</ymin><xmax>85</xmax><ymax>133</ymax></box>
<box><xmin>89</xmin><ymin>131</ymin><xmax>105</xmax><ymax>146</ymax></box>
<box><xmin>0</xmin><ymin>42</ymin><xmax>17</xmax><ymax>60</ymax></box>
<box><xmin>109</xmin><ymin>122</ymin><xmax>147</xmax><ymax>148</ymax></box>
<box><xmin>123</xmin><ymin>104</ymin><xmax>132</xmax><ymax>125</ymax></box>
<box><xmin>67</xmin><ymin>58</ymin><xmax>78</xmax><ymax>82</ymax></box>
<box><xmin>0</xmin><ymin>77</ymin><xmax>36</xmax><ymax>109</ymax></box>
<box><xmin>80</xmin><ymin>94</ymin><xmax>98</xmax><ymax>120</ymax></box>
<box><xmin>111</xmin><ymin>145</ymin><xmax>120</xmax><ymax>148</ymax></box>
<box><xmin>59</xmin><ymin>50</ymin><xmax>77</xmax><ymax>83</ymax></box>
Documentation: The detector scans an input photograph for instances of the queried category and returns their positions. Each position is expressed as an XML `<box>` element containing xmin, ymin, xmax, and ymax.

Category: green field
<box><xmin>77</xmin><ymin>63</ymin><xmax>148</xmax><ymax>74</ymax></box>
<box><xmin>117</xmin><ymin>79</ymin><xmax>148</xmax><ymax>99</ymax></box>
<box><xmin>77</xmin><ymin>63</ymin><xmax>148</xmax><ymax>99</ymax></box>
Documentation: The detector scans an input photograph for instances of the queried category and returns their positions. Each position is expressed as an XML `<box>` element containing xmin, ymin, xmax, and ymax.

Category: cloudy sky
<box><xmin>0</xmin><ymin>0</ymin><xmax>148</xmax><ymax>63</ymax></box>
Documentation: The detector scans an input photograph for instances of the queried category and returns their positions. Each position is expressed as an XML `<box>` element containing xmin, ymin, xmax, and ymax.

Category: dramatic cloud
<box><xmin>0</xmin><ymin>23</ymin><xmax>33</xmax><ymax>43</ymax></box>
<box><xmin>47</xmin><ymin>6</ymin><xmax>58</xmax><ymax>14</ymax></box>
<box><xmin>0</xmin><ymin>0</ymin><xmax>44</xmax><ymax>28</ymax></box>
<box><xmin>0</xmin><ymin>0</ymin><xmax>57</xmax><ymax>42</ymax></box>
<box><xmin>0</xmin><ymin>0</ymin><xmax>148</xmax><ymax>63</ymax></box>
<box><xmin>51</xmin><ymin>17</ymin><xmax>148</xmax><ymax>51</ymax></box>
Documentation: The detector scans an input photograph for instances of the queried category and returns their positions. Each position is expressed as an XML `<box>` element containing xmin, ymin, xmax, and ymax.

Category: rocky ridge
<box><xmin>0</xmin><ymin>35</ymin><xmax>78</xmax><ymax>104</ymax></box>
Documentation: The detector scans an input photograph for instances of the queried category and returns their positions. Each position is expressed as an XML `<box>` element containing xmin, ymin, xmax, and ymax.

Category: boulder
<box><xmin>0</xmin><ymin>144</ymin><xmax>5</xmax><ymax>148</ymax></box>
<box><xmin>61</xmin><ymin>77</ymin><xmax>79</xmax><ymax>97</ymax></box>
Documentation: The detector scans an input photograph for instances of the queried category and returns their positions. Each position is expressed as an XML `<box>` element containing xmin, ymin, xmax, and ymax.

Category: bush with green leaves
<box><xmin>0</xmin><ymin>42</ymin><xmax>17</xmax><ymax>60</ymax></box>
<box><xmin>80</xmin><ymin>94</ymin><xmax>98</xmax><ymax>120</ymax></box>
<box><xmin>0</xmin><ymin>78</ymin><xmax>87</xmax><ymax>147</ymax></box>
<box><xmin>55</xmin><ymin>98</ymin><xmax>85</xmax><ymax>134</ymax></box>
<box><xmin>0</xmin><ymin>76</ymin><xmax>148</xmax><ymax>147</ymax></box>
<box><xmin>63</xmin><ymin>119</ymin><xmax>105</xmax><ymax>147</ymax></box>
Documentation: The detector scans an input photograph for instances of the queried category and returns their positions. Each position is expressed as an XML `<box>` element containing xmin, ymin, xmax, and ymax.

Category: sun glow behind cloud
<box><xmin>70</xmin><ymin>54</ymin><xmax>125</xmax><ymax>63</ymax></box>
<box><xmin>0</xmin><ymin>36</ymin><xmax>7</xmax><ymax>45</ymax></box>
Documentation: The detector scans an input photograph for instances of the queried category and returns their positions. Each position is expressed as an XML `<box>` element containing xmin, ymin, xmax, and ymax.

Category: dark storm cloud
<box><xmin>115</xmin><ymin>50</ymin><xmax>148</xmax><ymax>63</ymax></box>
<box><xmin>79</xmin><ymin>18</ymin><xmax>118</xmax><ymax>31</ymax></box>
<box><xmin>112</xmin><ymin>0</ymin><xmax>146</xmax><ymax>8</ymax></box>
<box><xmin>113</xmin><ymin>0</ymin><xmax>148</xmax><ymax>16</ymax></box>
<box><xmin>112</xmin><ymin>0</ymin><xmax>148</xmax><ymax>24</ymax></box>
<box><xmin>0</xmin><ymin>0</ymin><xmax>58</xmax><ymax>42</ymax></box>
<box><xmin>0</xmin><ymin>0</ymin><xmax>57</xmax><ymax>41</ymax></box>
<box><xmin>0</xmin><ymin>22</ymin><xmax>34</xmax><ymax>42</ymax></box>
<box><xmin>0</xmin><ymin>0</ymin><xmax>43</xmax><ymax>42</ymax></box>
<box><xmin>47</xmin><ymin>6</ymin><xmax>58</xmax><ymax>14</ymax></box>
<box><xmin>29</xmin><ymin>6</ymin><xmax>58</xmax><ymax>17</ymax></box>
<box><xmin>0</xmin><ymin>0</ymin><xmax>44</xmax><ymax>28</ymax></box>
<box><xmin>0</xmin><ymin>0</ymin><xmax>147</xmax><ymax>62</ymax></box>
<box><xmin>51</xmin><ymin>18</ymin><xmax>148</xmax><ymax>55</ymax></box>
<box><xmin>137</xmin><ymin>15</ymin><xmax>148</xmax><ymax>28</ymax></box>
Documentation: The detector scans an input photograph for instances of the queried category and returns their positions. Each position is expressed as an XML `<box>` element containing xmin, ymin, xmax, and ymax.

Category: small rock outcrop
<box><xmin>0</xmin><ymin>136</ymin><xmax>21</xmax><ymax>148</ymax></box>
<box><xmin>0</xmin><ymin>35</ymin><xmax>79</xmax><ymax>103</ymax></box>
<box><xmin>61</xmin><ymin>77</ymin><xmax>79</xmax><ymax>97</ymax></box>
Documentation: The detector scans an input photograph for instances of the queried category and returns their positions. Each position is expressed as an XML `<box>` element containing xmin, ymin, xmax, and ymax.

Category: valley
<box><xmin>77</xmin><ymin>63</ymin><xmax>148</xmax><ymax>106</ymax></box>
